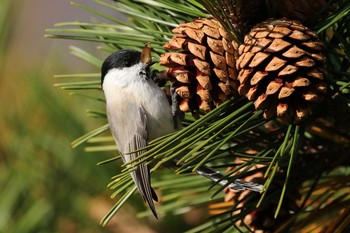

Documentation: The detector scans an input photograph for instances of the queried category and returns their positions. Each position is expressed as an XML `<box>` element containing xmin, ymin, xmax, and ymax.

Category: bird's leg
<box><xmin>170</xmin><ymin>82</ymin><xmax>184</xmax><ymax>131</ymax></box>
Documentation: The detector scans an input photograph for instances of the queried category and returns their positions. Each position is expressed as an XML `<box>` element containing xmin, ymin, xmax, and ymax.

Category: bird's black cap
<box><xmin>101</xmin><ymin>49</ymin><xmax>141</xmax><ymax>85</ymax></box>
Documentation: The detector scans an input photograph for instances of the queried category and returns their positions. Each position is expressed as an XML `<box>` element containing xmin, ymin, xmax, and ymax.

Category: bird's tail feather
<box><xmin>133</xmin><ymin>163</ymin><xmax>158</xmax><ymax>219</ymax></box>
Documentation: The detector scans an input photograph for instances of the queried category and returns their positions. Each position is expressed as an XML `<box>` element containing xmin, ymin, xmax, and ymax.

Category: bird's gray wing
<box><xmin>122</xmin><ymin>105</ymin><xmax>158</xmax><ymax>218</ymax></box>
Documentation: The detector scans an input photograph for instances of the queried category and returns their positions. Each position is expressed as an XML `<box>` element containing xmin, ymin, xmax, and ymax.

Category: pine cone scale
<box><xmin>185</xmin><ymin>28</ymin><xmax>205</xmax><ymax>44</ymax></box>
<box><xmin>265</xmin><ymin>57</ymin><xmax>286</xmax><ymax>71</ymax></box>
<box><xmin>264</xmin><ymin>38</ymin><xmax>291</xmax><ymax>53</ymax></box>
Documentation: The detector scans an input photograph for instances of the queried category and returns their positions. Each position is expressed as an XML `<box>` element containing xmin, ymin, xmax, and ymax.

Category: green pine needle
<box><xmin>274</xmin><ymin>125</ymin><xmax>301</xmax><ymax>218</ymax></box>
<box><xmin>100</xmin><ymin>185</ymin><xmax>136</xmax><ymax>226</ymax></box>
<box><xmin>71</xmin><ymin>124</ymin><xmax>109</xmax><ymax>148</ymax></box>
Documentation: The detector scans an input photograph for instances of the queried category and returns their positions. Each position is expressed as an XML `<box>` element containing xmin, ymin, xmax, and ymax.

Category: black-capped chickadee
<box><xmin>101</xmin><ymin>48</ymin><xmax>173</xmax><ymax>218</ymax></box>
<box><xmin>101</xmin><ymin>47</ymin><xmax>264</xmax><ymax>219</ymax></box>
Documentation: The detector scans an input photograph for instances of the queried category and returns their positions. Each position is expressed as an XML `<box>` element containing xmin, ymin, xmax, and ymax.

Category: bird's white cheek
<box><xmin>103</xmin><ymin>86</ymin><xmax>118</xmax><ymax>104</ymax></box>
<box><xmin>103</xmin><ymin>64</ymin><xmax>145</xmax><ymax>90</ymax></box>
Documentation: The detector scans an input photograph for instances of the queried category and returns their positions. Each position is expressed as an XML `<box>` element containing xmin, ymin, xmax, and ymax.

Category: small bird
<box><xmin>101</xmin><ymin>48</ymin><xmax>174</xmax><ymax>218</ymax></box>
<box><xmin>101</xmin><ymin>46</ymin><xmax>264</xmax><ymax>219</ymax></box>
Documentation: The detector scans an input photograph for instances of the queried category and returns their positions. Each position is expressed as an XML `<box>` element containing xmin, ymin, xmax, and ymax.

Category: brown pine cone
<box><xmin>160</xmin><ymin>17</ymin><xmax>239</xmax><ymax>117</ymax></box>
<box><xmin>236</xmin><ymin>18</ymin><xmax>328</xmax><ymax>123</ymax></box>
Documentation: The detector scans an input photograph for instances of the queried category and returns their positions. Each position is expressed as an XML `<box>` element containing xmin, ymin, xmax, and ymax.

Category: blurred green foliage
<box><xmin>0</xmin><ymin>69</ymin><xmax>111</xmax><ymax>233</ymax></box>
<box><xmin>0</xmin><ymin>0</ymin><xmax>11</xmax><ymax>72</ymax></box>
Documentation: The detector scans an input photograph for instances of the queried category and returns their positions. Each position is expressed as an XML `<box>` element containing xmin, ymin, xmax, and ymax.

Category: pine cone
<box><xmin>273</xmin><ymin>0</ymin><xmax>329</xmax><ymax>25</ymax></box>
<box><xmin>160</xmin><ymin>17</ymin><xmax>239</xmax><ymax>117</ymax></box>
<box><xmin>236</xmin><ymin>18</ymin><xmax>328</xmax><ymax>123</ymax></box>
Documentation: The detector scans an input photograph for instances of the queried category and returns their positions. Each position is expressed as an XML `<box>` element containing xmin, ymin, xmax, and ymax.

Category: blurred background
<box><xmin>0</xmin><ymin>0</ymin><xmax>178</xmax><ymax>232</ymax></box>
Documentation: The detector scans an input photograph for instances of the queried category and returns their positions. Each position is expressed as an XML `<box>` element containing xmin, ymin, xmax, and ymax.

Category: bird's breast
<box><xmin>104</xmin><ymin>77</ymin><xmax>174</xmax><ymax>142</ymax></box>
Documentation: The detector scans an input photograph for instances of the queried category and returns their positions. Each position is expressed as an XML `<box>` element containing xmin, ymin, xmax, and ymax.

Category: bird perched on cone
<box><xmin>101</xmin><ymin>44</ymin><xmax>174</xmax><ymax>218</ymax></box>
